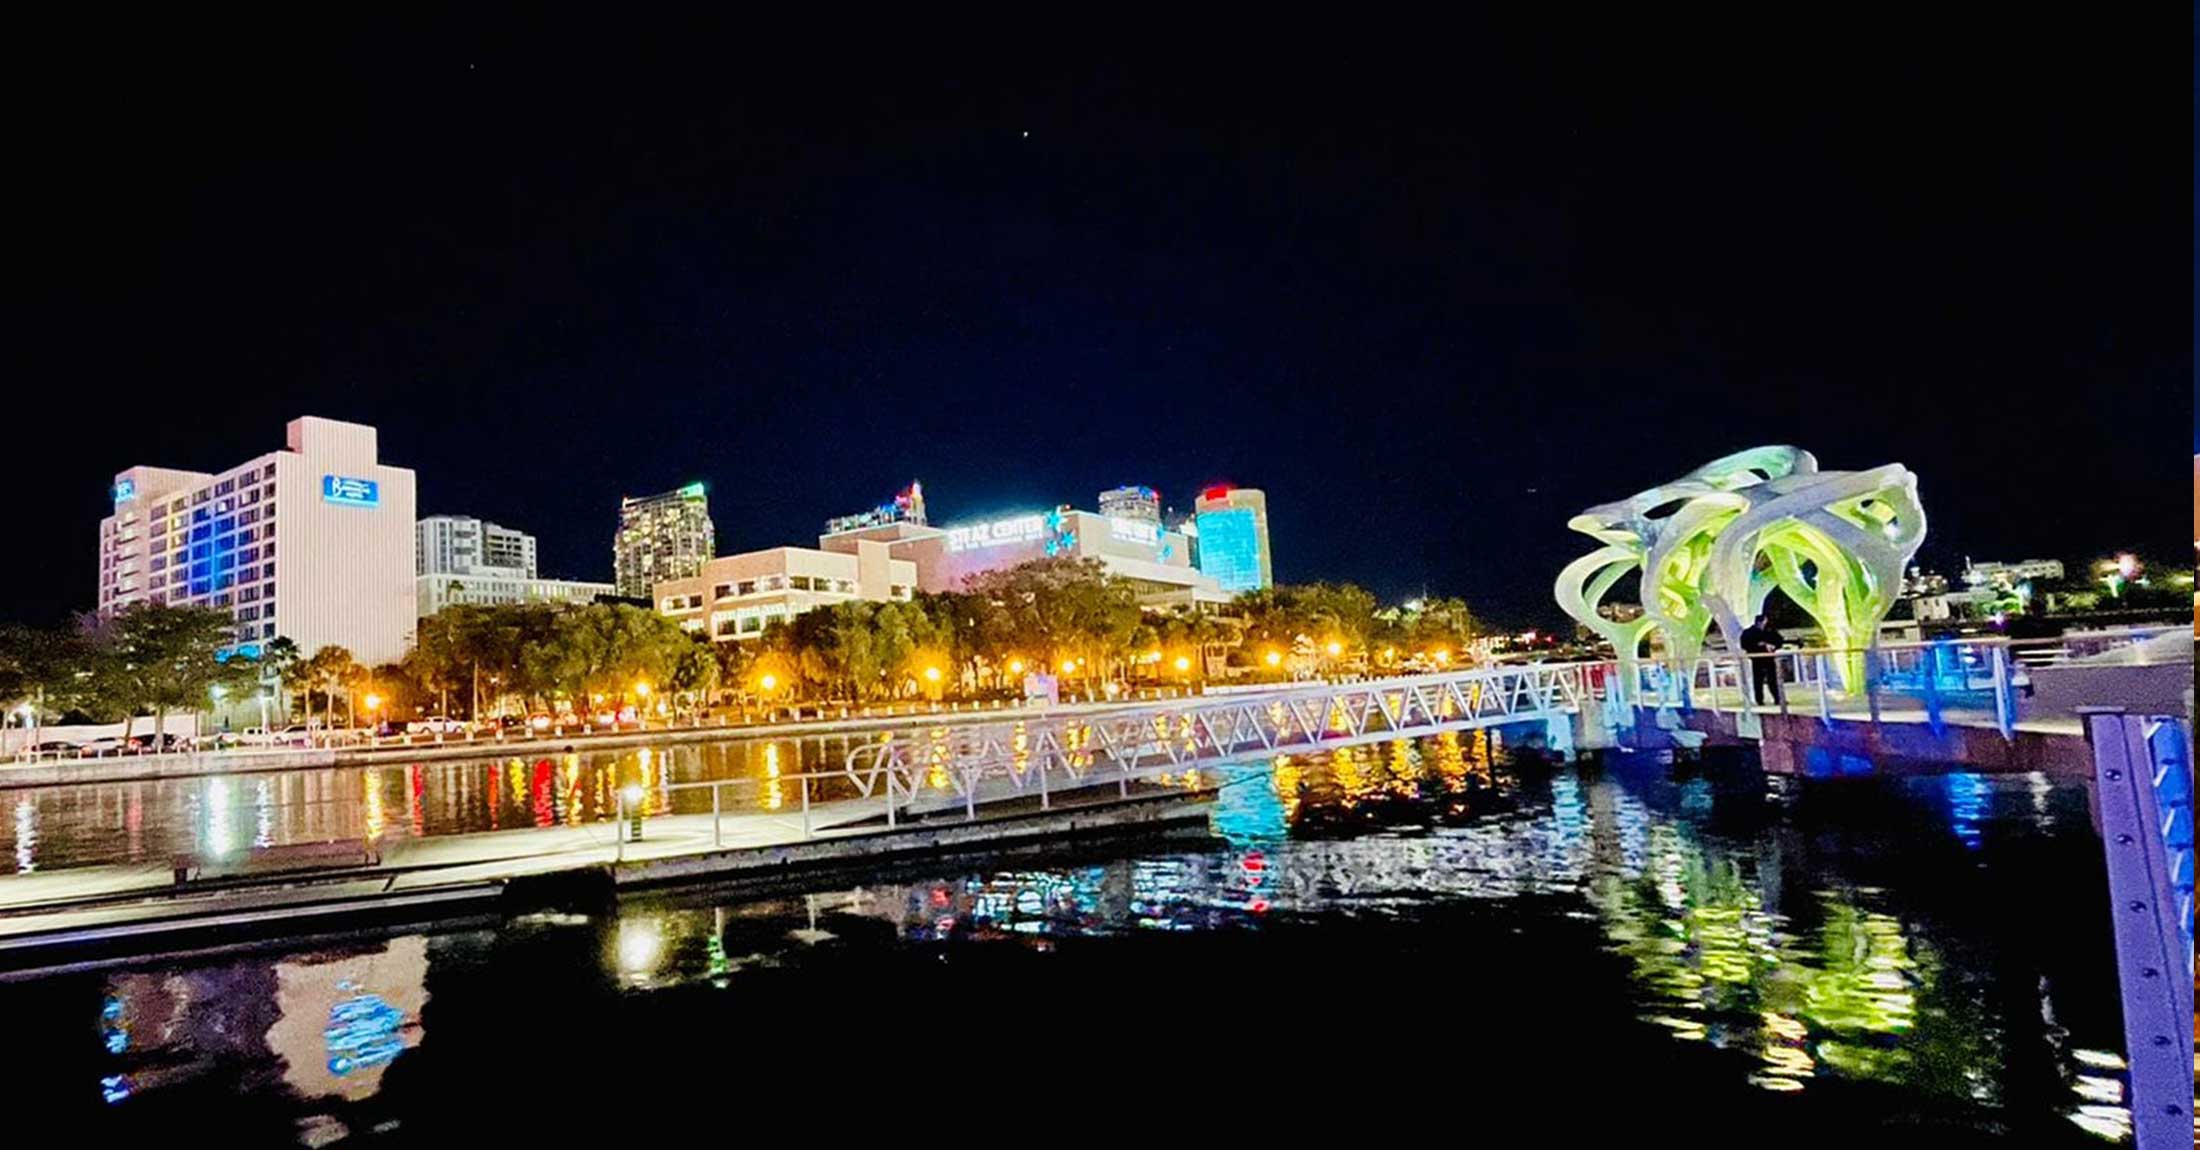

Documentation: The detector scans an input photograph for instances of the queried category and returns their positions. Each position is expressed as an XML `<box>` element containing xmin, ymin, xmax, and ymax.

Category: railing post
<box><xmin>885</xmin><ymin>771</ymin><xmax>897</xmax><ymax>829</ymax></box>
<box><xmin>1814</xmin><ymin>653</ymin><xmax>1832</xmax><ymax>728</ymax></box>
<box><xmin>1989</xmin><ymin>646</ymin><xmax>2015</xmax><ymax>740</ymax></box>
<box><xmin>964</xmin><ymin>768</ymin><xmax>976</xmax><ymax>821</ymax></box>
<box><xmin>711</xmin><ymin>782</ymin><xmax>722</xmax><ymax>848</ymax></box>
<box><xmin>614</xmin><ymin>788</ymin><xmax>625</xmax><ymax>862</ymax></box>
<box><xmin>1776</xmin><ymin>653</ymin><xmax>1791</xmax><ymax>718</ymax></box>
<box><xmin>1038</xmin><ymin>759</ymin><xmax>1049</xmax><ymax>810</ymax></box>
<box><xmin>1920</xmin><ymin>644</ymin><xmax>1944</xmax><ymax>735</ymax></box>
<box><xmin>800</xmin><ymin>774</ymin><xmax>812</xmax><ymax>839</ymax></box>
<box><xmin>1863</xmin><ymin>648</ymin><xmax>1883</xmax><ymax>727</ymax></box>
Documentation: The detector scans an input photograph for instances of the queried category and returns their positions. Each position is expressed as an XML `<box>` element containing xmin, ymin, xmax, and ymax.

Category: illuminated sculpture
<box><xmin>1555</xmin><ymin>447</ymin><xmax>1925</xmax><ymax>691</ymax></box>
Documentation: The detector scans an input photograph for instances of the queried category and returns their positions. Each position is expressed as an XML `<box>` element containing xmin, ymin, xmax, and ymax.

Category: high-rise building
<box><xmin>417</xmin><ymin>515</ymin><xmax>537</xmax><ymax>578</ymax></box>
<box><xmin>1098</xmin><ymin>485</ymin><xmax>1161</xmax><ymax>524</ymax></box>
<box><xmin>614</xmin><ymin>483</ymin><xmax>714</xmax><ymax>598</ymax></box>
<box><xmin>415</xmin><ymin>514</ymin><xmax>610</xmax><ymax>618</ymax></box>
<box><xmin>1193</xmin><ymin>485</ymin><xmax>1272</xmax><ymax>592</ymax></box>
<box><xmin>100</xmin><ymin>416</ymin><xmax>418</xmax><ymax>663</ymax></box>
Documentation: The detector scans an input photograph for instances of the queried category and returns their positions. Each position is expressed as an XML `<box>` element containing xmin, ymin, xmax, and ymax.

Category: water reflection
<box><xmin>0</xmin><ymin>733</ymin><xmax>884</xmax><ymax>872</ymax></box>
<box><xmin>95</xmin><ymin>935</ymin><xmax>429</xmax><ymax>1111</ymax></box>
<box><xmin>40</xmin><ymin>737</ymin><xmax>2131</xmax><ymax>1143</ymax></box>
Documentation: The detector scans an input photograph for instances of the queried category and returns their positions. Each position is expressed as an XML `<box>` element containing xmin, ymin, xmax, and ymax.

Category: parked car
<box><xmin>273</xmin><ymin>724</ymin><xmax>317</xmax><ymax>746</ymax></box>
<box><xmin>30</xmin><ymin>740</ymin><xmax>81</xmax><ymax>755</ymax></box>
<box><xmin>406</xmin><ymin>716</ymin><xmax>466</xmax><ymax>735</ymax></box>
<box><xmin>81</xmin><ymin>736</ymin><xmax>130</xmax><ymax>756</ymax></box>
<box><xmin>527</xmin><ymin>712</ymin><xmax>556</xmax><ymax>733</ymax></box>
<box><xmin>128</xmin><ymin>733</ymin><xmax>187</xmax><ymax>753</ymax></box>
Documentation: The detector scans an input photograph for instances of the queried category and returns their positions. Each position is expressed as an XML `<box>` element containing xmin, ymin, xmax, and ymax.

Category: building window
<box><xmin>713</xmin><ymin>583</ymin><xmax>734</xmax><ymax>600</ymax></box>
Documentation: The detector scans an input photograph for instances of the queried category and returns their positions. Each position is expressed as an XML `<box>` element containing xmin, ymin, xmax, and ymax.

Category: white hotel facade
<box><xmin>98</xmin><ymin>416</ymin><xmax>418</xmax><ymax>665</ymax></box>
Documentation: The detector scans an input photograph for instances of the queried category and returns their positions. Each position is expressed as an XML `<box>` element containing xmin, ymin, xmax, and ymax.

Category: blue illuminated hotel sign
<box><xmin>322</xmin><ymin>475</ymin><xmax>380</xmax><ymax>507</ymax></box>
<box><xmin>112</xmin><ymin>478</ymin><xmax>136</xmax><ymax>504</ymax></box>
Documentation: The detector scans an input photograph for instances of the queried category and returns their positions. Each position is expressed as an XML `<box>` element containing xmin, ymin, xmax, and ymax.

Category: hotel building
<box><xmin>415</xmin><ymin>514</ymin><xmax>611</xmax><ymax>617</ymax></box>
<box><xmin>99</xmin><ymin>416</ymin><xmax>418</xmax><ymax>664</ymax></box>
<box><xmin>614</xmin><ymin>483</ymin><xmax>715</xmax><ymax>598</ymax></box>
<box><xmin>654</xmin><ymin>542</ymin><xmax>917</xmax><ymax>642</ymax></box>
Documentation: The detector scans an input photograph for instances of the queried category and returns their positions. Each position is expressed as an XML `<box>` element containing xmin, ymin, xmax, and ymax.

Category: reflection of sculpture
<box><xmin>1556</xmin><ymin>447</ymin><xmax>1925</xmax><ymax>689</ymax></box>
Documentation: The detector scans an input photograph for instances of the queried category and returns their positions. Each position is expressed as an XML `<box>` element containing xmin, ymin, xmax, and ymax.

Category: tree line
<box><xmin>0</xmin><ymin>558</ymin><xmax>1485</xmax><ymax>728</ymax></box>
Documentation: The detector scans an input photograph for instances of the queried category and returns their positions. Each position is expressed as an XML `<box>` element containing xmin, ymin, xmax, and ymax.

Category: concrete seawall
<box><xmin>1636</xmin><ymin>706</ymin><xmax>2094</xmax><ymax>779</ymax></box>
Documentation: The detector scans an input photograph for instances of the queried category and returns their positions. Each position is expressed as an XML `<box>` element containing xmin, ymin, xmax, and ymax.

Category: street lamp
<box><xmin>1007</xmin><ymin>659</ymin><xmax>1025</xmax><ymax>675</ymax></box>
<box><xmin>1174</xmin><ymin>655</ymin><xmax>1191</xmax><ymax>673</ymax></box>
<box><xmin>923</xmin><ymin>666</ymin><xmax>941</xmax><ymax>683</ymax></box>
<box><xmin>1264</xmin><ymin>650</ymin><xmax>1282</xmax><ymax>668</ymax></box>
<box><xmin>1325</xmin><ymin>640</ymin><xmax>1343</xmax><ymax>657</ymax></box>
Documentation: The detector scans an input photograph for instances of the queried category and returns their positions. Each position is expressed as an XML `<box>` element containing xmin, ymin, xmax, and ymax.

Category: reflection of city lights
<box><xmin>617</xmin><ymin>918</ymin><xmax>665</xmax><ymax>981</ymax></box>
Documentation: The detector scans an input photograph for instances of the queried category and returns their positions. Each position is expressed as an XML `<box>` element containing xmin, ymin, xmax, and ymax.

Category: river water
<box><xmin>1</xmin><ymin>734</ymin><xmax>874</xmax><ymax>873</ymax></box>
<box><xmin>0</xmin><ymin>735</ymin><xmax>2139</xmax><ymax>1146</ymax></box>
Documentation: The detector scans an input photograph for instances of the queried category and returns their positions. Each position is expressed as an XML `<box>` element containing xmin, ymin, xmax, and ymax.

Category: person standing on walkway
<box><xmin>1740</xmin><ymin>613</ymin><xmax>1785</xmax><ymax>706</ymax></box>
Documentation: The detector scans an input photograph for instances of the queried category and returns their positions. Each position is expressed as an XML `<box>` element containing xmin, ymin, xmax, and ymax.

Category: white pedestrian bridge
<box><xmin>839</xmin><ymin>663</ymin><xmax>1597</xmax><ymax>824</ymax></box>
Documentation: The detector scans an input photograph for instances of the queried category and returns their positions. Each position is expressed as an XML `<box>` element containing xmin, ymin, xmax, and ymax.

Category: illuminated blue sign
<box><xmin>322</xmin><ymin>475</ymin><xmax>379</xmax><ymax>507</ymax></box>
<box><xmin>112</xmin><ymin>478</ymin><xmax>136</xmax><ymax>504</ymax></box>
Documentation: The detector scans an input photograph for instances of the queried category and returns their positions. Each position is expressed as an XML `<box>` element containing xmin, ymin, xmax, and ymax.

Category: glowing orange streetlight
<box><xmin>1263</xmin><ymin>650</ymin><xmax>1282</xmax><ymax>668</ymax></box>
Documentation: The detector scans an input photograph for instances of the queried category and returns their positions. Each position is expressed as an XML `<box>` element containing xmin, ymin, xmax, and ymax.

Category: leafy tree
<box><xmin>82</xmin><ymin>604</ymin><xmax>256</xmax><ymax>745</ymax></box>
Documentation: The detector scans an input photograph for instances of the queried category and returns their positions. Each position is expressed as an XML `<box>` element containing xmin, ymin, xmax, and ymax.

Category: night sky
<box><xmin>13</xmin><ymin>15</ymin><xmax>2194</xmax><ymax>627</ymax></box>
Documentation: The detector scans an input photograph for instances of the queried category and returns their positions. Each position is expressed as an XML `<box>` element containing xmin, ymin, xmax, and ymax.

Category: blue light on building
<box><xmin>112</xmin><ymin>478</ymin><xmax>136</xmax><ymax>504</ymax></box>
<box><xmin>1195</xmin><ymin>507</ymin><xmax>1263</xmax><ymax>592</ymax></box>
<box><xmin>322</xmin><ymin>475</ymin><xmax>380</xmax><ymax>507</ymax></box>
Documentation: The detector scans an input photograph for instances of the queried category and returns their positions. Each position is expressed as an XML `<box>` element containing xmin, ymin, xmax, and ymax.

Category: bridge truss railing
<box><xmin>838</xmin><ymin>664</ymin><xmax>1594</xmax><ymax>826</ymax></box>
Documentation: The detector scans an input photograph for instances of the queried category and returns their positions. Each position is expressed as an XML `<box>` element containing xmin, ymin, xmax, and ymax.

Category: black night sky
<box><xmin>12</xmin><ymin>15</ymin><xmax>2194</xmax><ymax>626</ymax></box>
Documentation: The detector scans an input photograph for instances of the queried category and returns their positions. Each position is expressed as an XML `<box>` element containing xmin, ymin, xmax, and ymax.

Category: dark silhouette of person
<box><xmin>1739</xmin><ymin>613</ymin><xmax>1785</xmax><ymax>706</ymax></box>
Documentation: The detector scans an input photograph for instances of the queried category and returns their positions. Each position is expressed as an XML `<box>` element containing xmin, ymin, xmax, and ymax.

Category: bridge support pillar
<box><xmin>1545</xmin><ymin>714</ymin><xmax>1576</xmax><ymax>762</ymax></box>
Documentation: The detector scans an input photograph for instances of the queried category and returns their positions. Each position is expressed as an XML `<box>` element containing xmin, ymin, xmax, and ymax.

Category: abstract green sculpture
<box><xmin>1555</xmin><ymin>447</ymin><xmax>1925</xmax><ymax>691</ymax></box>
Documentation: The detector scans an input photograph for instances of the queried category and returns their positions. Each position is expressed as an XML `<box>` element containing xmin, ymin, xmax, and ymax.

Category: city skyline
<box><xmin>12</xmin><ymin>17</ymin><xmax>2193</xmax><ymax>629</ymax></box>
